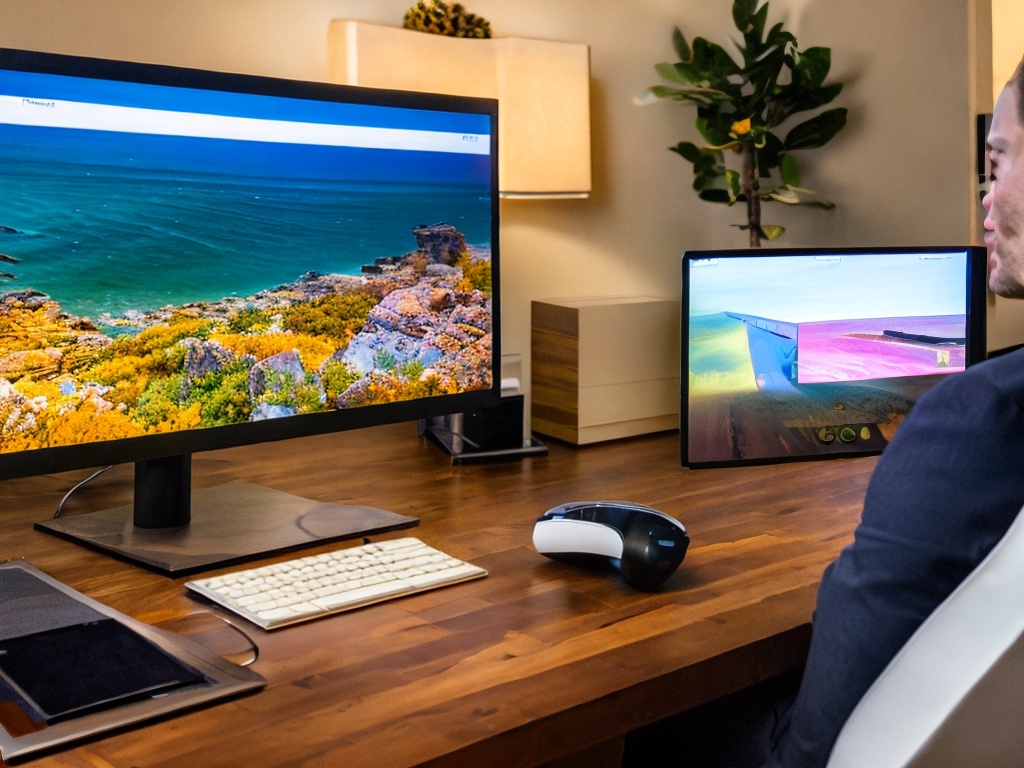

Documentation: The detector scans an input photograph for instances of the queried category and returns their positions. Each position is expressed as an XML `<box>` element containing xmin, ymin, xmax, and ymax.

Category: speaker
<box><xmin>461</xmin><ymin>395</ymin><xmax>525</xmax><ymax>451</ymax></box>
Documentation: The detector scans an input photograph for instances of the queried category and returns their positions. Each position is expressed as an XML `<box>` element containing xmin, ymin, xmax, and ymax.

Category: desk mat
<box><xmin>0</xmin><ymin>562</ymin><xmax>266</xmax><ymax>761</ymax></box>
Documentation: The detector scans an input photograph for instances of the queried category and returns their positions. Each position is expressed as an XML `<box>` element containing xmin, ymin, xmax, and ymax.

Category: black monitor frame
<box><xmin>681</xmin><ymin>245</ymin><xmax>988</xmax><ymax>468</ymax></box>
<box><xmin>0</xmin><ymin>48</ymin><xmax>501</xmax><ymax>573</ymax></box>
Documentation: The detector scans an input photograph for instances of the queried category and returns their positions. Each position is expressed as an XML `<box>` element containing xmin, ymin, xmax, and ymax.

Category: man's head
<box><xmin>983</xmin><ymin>58</ymin><xmax>1024</xmax><ymax>297</ymax></box>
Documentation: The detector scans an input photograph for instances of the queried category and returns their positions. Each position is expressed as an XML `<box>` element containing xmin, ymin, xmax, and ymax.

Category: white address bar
<box><xmin>0</xmin><ymin>95</ymin><xmax>490</xmax><ymax>155</ymax></box>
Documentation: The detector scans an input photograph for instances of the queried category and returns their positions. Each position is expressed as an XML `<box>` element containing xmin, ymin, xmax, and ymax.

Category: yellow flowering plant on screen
<box><xmin>637</xmin><ymin>0</ymin><xmax>847</xmax><ymax>245</ymax></box>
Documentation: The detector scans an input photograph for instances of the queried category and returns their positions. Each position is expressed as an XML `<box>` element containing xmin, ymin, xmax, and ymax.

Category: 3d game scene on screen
<box><xmin>686</xmin><ymin>251</ymin><xmax>970</xmax><ymax>465</ymax></box>
<box><xmin>0</xmin><ymin>70</ymin><xmax>494</xmax><ymax>455</ymax></box>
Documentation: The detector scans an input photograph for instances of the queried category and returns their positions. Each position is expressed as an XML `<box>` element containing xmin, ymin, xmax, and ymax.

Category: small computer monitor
<box><xmin>0</xmin><ymin>48</ymin><xmax>500</xmax><ymax>573</ymax></box>
<box><xmin>682</xmin><ymin>246</ymin><xmax>988</xmax><ymax>467</ymax></box>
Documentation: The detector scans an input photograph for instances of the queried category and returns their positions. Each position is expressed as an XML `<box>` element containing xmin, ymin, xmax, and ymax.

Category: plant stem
<box><xmin>741</xmin><ymin>145</ymin><xmax>762</xmax><ymax>247</ymax></box>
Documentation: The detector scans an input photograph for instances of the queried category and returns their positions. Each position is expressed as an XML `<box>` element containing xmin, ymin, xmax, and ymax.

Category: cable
<box><xmin>52</xmin><ymin>465</ymin><xmax>114</xmax><ymax>519</ymax></box>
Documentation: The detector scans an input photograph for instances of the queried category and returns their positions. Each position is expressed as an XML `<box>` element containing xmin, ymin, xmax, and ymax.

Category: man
<box><xmin>764</xmin><ymin>59</ymin><xmax>1024</xmax><ymax>766</ymax></box>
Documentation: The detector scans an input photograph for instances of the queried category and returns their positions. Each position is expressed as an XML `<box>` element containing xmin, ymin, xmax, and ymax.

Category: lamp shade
<box><xmin>328</xmin><ymin>21</ymin><xmax>591</xmax><ymax>199</ymax></box>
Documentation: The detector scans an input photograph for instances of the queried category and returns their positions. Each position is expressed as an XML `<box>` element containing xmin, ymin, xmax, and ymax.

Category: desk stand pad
<box><xmin>0</xmin><ymin>561</ymin><xmax>266</xmax><ymax>762</ymax></box>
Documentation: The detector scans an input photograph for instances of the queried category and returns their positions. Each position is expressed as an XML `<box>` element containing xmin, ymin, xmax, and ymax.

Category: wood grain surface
<box><xmin>0</xmin><ymin>423</ymin><xmax>875</xmax><ymax>767</ymax></box>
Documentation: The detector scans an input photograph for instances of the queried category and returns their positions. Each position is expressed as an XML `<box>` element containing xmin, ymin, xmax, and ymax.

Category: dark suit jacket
<box><xmin>768</xmin><ymin>348</ymin><xmax>1024</xmax><ymax>767</ymax></box>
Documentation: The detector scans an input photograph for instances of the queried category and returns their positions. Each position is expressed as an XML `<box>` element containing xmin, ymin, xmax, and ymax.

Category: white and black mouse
<box><xmin>532</xmin><ymin>501</ymin><xmax>689</xmax><ymax>590</ymax></box>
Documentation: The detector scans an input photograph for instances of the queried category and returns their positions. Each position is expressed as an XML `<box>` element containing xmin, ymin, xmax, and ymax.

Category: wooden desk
<box><xmin>0</xmin><ymin>423</ymin><xmax>876</xmax><ymax>767</ymax></box>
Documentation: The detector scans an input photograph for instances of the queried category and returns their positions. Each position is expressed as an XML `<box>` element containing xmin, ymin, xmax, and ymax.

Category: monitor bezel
<box><xmin>681</xmin><ymin>245</ymin><xmax>988</xmax><ymax>468</ymax></box>
<box><xmin>0</xmin><ymin>47</ymin><xmax>502</xmax><ymax>482</ymax></box>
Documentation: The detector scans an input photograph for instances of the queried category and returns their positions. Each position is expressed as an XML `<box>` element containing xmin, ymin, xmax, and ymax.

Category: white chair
<box><xmin>826</xmin><ymin>505</ymin><xmax>1024</xmax><ymax>768</ymax></box>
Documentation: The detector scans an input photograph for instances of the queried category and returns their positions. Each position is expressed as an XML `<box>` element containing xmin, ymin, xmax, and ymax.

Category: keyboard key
<box><xmin>404</xmin><ymin>564</ymin><xmax>486</xmax><ymax>589</ymax></box>
<box><xmin>310</xmin><ymin>579</ymin><xmax>411</xmax><ymax>611</ymax></box>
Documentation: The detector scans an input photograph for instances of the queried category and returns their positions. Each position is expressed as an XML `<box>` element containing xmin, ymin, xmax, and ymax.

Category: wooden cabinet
<box><xmin>531</xmin><ymin>296</ymin><xmax>680</xmax><ymax>444</ymax></box>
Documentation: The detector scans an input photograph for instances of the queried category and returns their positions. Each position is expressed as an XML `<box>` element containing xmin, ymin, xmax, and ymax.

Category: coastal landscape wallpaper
<box><xmin>0</xmin><ymin>67</ymin><xmax>494</xmax><ymax>454</ymax></box>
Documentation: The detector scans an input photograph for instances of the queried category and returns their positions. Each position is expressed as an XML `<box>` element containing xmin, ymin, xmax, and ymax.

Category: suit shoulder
<box><xmin>960</xmin><ymin>348</ymin><xmax>1024</xmax><ymax>396</ymax></box>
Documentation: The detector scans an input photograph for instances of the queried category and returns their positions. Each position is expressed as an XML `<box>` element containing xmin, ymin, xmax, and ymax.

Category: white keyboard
<box><xmin>185</xmin><ymin>537</ymin><xmax>487</xmax><ymax>630</ymax></box>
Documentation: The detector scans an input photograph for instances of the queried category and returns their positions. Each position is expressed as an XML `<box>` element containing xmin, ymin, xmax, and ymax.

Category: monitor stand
<box><xmin>419</xmin><ymin>397</ymin><xmax>548</xmax><ymax>463</ymax></box>
<box><xmin>34</xmin><ymin>456</ymin><xmax>418</xmax><ymax>577</ymax></box>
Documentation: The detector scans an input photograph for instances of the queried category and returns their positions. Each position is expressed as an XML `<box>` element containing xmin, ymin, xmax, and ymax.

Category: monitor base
<box><xmin>421</xmin><ymin>421</ymin><xmax>548</xmax><ymax>463</ymax></box>
<box><xmin>34</xmin><ymin>482</ymin><xmax>419</xmax><ymax>577</ymax></box>
<box><xmin>419</xmin><ymin>401</ymin><xmax>549</xmax><ymax>463</ymax></box>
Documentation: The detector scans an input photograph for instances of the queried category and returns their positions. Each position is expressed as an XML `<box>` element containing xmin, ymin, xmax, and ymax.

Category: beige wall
<box><xmin>1</xmin><ymin>0</ymin><xmax>1000</xmax><ymax>409</ymax></box>
<box><xmin>992</xmin><ymin>0</ymin><xmax>1021</xmax><ymax>101</ymax></box>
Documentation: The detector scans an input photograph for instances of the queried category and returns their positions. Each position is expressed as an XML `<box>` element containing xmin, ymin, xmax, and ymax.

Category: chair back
<box><xmin>827</xmin><ymin>505</ymin><xmax>1024</xmax><ymax>768</ymax></box>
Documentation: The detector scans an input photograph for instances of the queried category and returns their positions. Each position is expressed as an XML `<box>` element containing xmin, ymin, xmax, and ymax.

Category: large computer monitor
<box><xmin>0</xmin><ymin>48</ymin><xmax>500</xmax><ymax>573</ymax></box>
<box><xmin>683</xmin><ymin>246</ymin><xmax>987</xmax><ymax>467</ymax></box>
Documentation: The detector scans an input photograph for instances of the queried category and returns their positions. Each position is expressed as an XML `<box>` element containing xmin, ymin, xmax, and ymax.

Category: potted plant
<box><xmin>403</xmin><ymin>0</ymin><xmax>492</xmax><ymax>38</ymax></box>
<box><xmin>637</xmin><ymin>0</ymin><xmax>847</xmax><ymax>246</ymax></box>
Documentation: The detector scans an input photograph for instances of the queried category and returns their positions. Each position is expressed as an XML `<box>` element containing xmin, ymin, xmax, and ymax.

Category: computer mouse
<box><xmin>532</xmin><ymin>501</ymin><xmax>689</xmax><ymax>590</ymax></box>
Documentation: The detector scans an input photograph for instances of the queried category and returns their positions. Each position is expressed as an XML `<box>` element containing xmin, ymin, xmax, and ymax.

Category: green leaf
<box><xmin>750</xmin><ymin>22</ymin><xmax>795</xmax><ymax>68</ymax></box>
<box><xmin>633</xmin><ymin>87</ymin><xmax>671</xmax><ymax>105</ymax></box>
<box><xmin>738</xmin><ymin>3</ymin><xmax>770</xmax><ymax>56</ymax></box>
<box><xmin>764</xmin><ymin>25</ymin><xmax>796</xmax><ymax>51</ymax></box>
<box><xmin>671</xmin><ymin>141</ymin><xmax>704</xmax><ymax>163</ymax></box>
<box><xmin>693</xmin><ymin>151</ymin><xmax>723</xmax><ymax>174</ymax></box>
<box><xmin>764</xmin><ymin>22</ymin><xmax>786</xmax><ymax>43</ymax></box>
<box><xmin>634</xmin><ymin>85</ymin><xmax>692</xmax><ymax>103</ymax></box>
<box><xmin>762</xmin><ymin>224</ymin><xmax>785</xmax><ymax>240</ymax></box>
<box><xmin>675</xmin><ymin>61</ymin><xmax>709</xmax><ymax>84</ymax></box>
<box><xmin>636</xmin><ymin>84</ymin><xmax>730</xmax><ymax>105</ymax></box>
<box><xmin>784</xmin><ymin>107</ymin><xmax>848</xmax><ymax>150</ymax></box>
<box><xmin>750</xmin><ymin>4</ymin><xmax>770</xmax><ymax>42</ymax></box>
<box><xmin>744</xmin><ymin>69</ymin><xmax>781</xmax><ymax>113</ymax></box>
<box><xmin>732</xmin><ymin>0</ymin><xmax>758</xmax><ymax>31</ymax></box>
<box><xmin>786</xmin><ymin>82</ymin><xmax>844</xmax><ymax>114</ymax></box>
<box><xmin>655</xmin><ymin>62</ymin><xmax>690</xmax><ymax>84</ymax></box>
<box><xmin>764</xmin><ymin>184</ymin><xmax>837</xmax><ymax>208</ymax></box>
<box><xmin>756</xmin><ymin>132</ymin><xmax>785</xmax><ymax>176</ymax></box>
<box><xmin>725</xmin><ymin>168</ymin><xmax>742</xmax><ymax>201</ymax></box>
<box><xmin>689</xmin><ymin>150</ymin><xmax>729</xmax><ymax>196</ymax></box>
<box><xmin>692</xmin><ymin>37</ymin><xmax>742</xmax><ymax>79</ymax></box>
<box><xmin>672</xmin><ymin>27</ymin><xmax>692</xmax><ymax>62</ymax></box>
<box><xmin>693</xmin><ymin>173</ymin><xmax>719</xmax><ymax>192</ymax></box>
<box><xmin>696</xmin><ymin>117</ymin><xmax>732</xmax><ymax>147</ymax></box>
<box><xmin>714</xmin><ymin>100</ymin><xmax>740</xmax><ymax>116</ymax></box>
<box><xmin>769</xmin><ymin>188</ymin><xmax>801</xmax><ymax>204</ymax></box>
<box><xmin>779</xmin><ymin>153</ymin><xmax>800</xmax><ymax>186</ymax></box>
<box><xmin>751</xmin><ymin>42</ymin><xmax>781</xmax><ymax>65</ymax></box>
<box><xmin>795</xmin><ymin>46</ymin><xmax>832</xmax><ymax>87</ymax></box>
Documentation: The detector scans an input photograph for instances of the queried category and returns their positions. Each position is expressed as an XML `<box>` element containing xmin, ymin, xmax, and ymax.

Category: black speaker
<box><xmin>461</xmin><ymin>395</ymin><xmax>525</xmax><ymax>451</ymax></box>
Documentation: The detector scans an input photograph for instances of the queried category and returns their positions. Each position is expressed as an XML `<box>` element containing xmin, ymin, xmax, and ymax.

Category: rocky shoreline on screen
<box><xmin>0</xmin><ymin>223</ymin><xmax>492</xmax><ymax>435</ymax></box>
